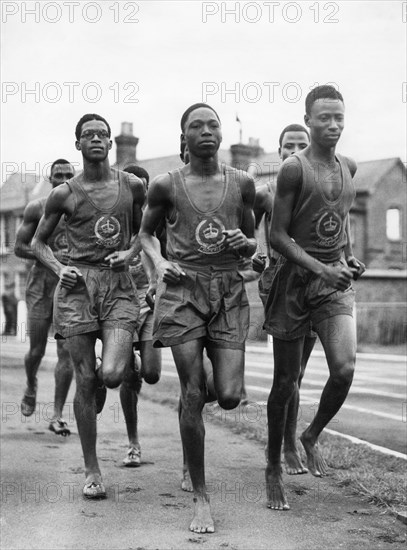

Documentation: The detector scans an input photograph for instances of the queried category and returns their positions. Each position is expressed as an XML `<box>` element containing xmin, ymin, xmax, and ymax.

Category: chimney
<box><xmin>230</xmin><ymin>137</ymin><xmax>263</xmax><ymax>171</ymax></box>
<box><xmin>115</xmin><ymin>122</ymin><xmax>139</xmax><ymax>169</ymax></box>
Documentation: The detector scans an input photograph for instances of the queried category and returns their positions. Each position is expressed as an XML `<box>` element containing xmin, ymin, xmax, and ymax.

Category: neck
<box><xmin>82</xmin><ymin>158</ymin><xmax>111</xmax><ymax>182</ymax></box>
<box><xmin>310</xmin><ymin>140</ymin><xmax>338</xmax><ymax>164</ymax></box>
<box><xmin>189</xmin><ymin>154</ymin><xmax>219</xmax><ymax>176</ymax></box>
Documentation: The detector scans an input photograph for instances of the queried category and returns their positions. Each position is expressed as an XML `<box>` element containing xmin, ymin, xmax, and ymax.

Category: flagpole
<box><xmin>236</xmin><ymin>113</ymin><xmax>242</xmax><ymax>143</ymax></box>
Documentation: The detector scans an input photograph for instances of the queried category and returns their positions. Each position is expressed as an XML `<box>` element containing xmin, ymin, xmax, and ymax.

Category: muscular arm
<box><xmin>140</xmin><ymin>174</ymin><xmax>185</xmax><ymax>283</ymax></box>
<box><xmin>14</xmin><ymin>200</ymin><xmax>42</xmax><ymax>260</ymax></box>
<box><xmin>253</xmin><ymin>184</ymin><xmax>273</xmax><ymax>229</ymax></box>
<box><xmin>31</xmin><ymin>186</ymin><xmax>70</xmax><ymax>277</ymax></box>
<box><xmin>270</xmin><ymin>157</ymin><xmax>353</xmax><ymax>289</ymax></box>
<box><xmin>222</xmin><ymin>173</ymin><xmax>257</xmax><ymax>258</ymax></box>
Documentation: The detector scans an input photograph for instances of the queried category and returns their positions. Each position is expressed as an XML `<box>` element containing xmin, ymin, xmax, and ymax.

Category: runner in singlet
<box><xmin>140</xmin><ymin>104</ymin><xmax>256</xmax><ymax>533</ymax></box>
<box><xmin>15</xmin><ymin>159</ymin><xmax>75</xmax><ymax>435</ymax></box>
<box><xmin>31</xmin><ymin>114</ymin><xmax>145</xmax><ymax>499</ymax></box>
<box><xmin>263</xmin><ymin>86</ymin><xmax>365</xmax><ymax>511</ymax></box>
<box><xmin>119</xmin><ymin>164</ymin><xmax>162</xmax><ymax>467</ymax></box>
<box><xmin>253</xmin><ymin>125</ymin><xmax>316</xmax><ymax>474</ymax></box>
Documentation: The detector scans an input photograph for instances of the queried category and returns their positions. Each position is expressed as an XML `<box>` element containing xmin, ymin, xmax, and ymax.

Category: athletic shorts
<box><xmin>153</xmin><ymin>266</ymin><xmax>249</xmax><ymax>350</ymax></box>
<box><xmin>263</xmin><ymin>257</ymin><xmax>355</xmax><ymax>341</ymax></box>
<box><xmin>53</xmin><ymin>266</ymin><xmax>139</xmax><ymax>339</ymax></box>
<box><xmin>133</xmin><ymin>285</ymin><xmax>153</xmax><ymax>347</ymax></box>
<box><xmin>258</xmin><ymin>258</ymin><xmax>278</xmax><ymax>308</ymax></box>
<box><xmin>26</xmin><ymin>263</ymin><xmax>59</xmax><ymax>321</ymax></box>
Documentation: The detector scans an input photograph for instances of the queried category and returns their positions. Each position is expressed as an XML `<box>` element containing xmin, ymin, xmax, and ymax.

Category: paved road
<box><xmin>158</xmin><ymin>344</ymin><xmax>407</xmax><ymax>456</ymax></box>
<box><xmin>1</xmin><ymin>337</ymin><xmax>406</xmax><ymax>549</ymax></box>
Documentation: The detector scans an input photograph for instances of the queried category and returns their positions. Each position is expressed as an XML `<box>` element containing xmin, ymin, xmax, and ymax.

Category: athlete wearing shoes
<box><xmin>264</xmin><ymin>86</ymin><xmax>365</xmax><ymax>511</ymax></box>
<box><xmin>120</xmin><ymin>164</ymin><xmax>162</xmax><ymax>467</ymax></box>
<box><xmin>140</xmin><ymin>103</ymin><xmax>256</xmax><ymax>533</ymax></box>
<box><xmin>31</xmin><ymin>114</ymin><xmax>145</xmax><ymax>499</ymax></box>
<box><xmin>253</xmin><ymin>125</ymin><xmax>315</xmax><ymax>474</ymax></box>
<box><xmin>15</xmin><ymin>159</ymin><xmax>75</xmax><ymax>436</ymax></box>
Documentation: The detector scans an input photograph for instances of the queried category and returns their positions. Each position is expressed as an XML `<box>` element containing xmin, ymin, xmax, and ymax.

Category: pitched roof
<box><xmin>0</xmin><ymin>173</ymin><xmax>39</xmax><ymax>212</ymax></box>
<box><xmin>353</xmin><ymin>158</ymin><xmax>404</xmax><ymax>193</ymax></box>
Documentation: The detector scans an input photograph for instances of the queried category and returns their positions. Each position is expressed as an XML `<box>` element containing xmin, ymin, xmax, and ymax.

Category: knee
<box><xmin>103</xmin><ymin>371</ymin><xmax>122</xmax><ymax>389</ymax></box>
<box><xmin>181</xmin><ymin>387</ymin><xmax>205</xmax><ymax>413</ymax></box>
<box><xmin>75</xmin><ymin>371</ymin><xmax>96</xmax><ymax>396</ymax></box>
<box><xmin>27</xmin><ymin>346</ymin><xmax>45</xmax><ymax>363</ymax></box>
<box><xmin>143</xmin><ymin>371</ymin><xmax>160</xmax><ymax>385</ymax></box>
<box><xmin>272</xmin><ymin>375</ymin><xmax>296</xmax><ymax>401</ymax></box>
<box><xmin>217</xmin><ymin>390</ymin><xmax>240</xmax><ymax>410</ymax></box>
<box><xmin>332</xmin><ymin>358</ymin><xmax>355</xmax><ymax>385</ymax></box>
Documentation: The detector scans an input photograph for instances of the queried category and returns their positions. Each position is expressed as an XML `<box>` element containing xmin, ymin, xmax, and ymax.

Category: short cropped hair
<box><xmin>278</xmin><ymin>124</ymin><xmax>310</xmax><ymax>147</ymax></box>
<box><xmin>180</xmin><ymin>103</ymin><xmax>220</xmax><ymax>132</ymax></box>
<box><xmin>305</xmin><ymin>85</ymin><xmax>344</xmax><ymax>115</ymax></box>
<box><xmin>123</xmin><ymin>164</ymin><xmax>150</xmax><ymax>184</ymax></box>
<box><xmin>75</xmin><ymin>114</ymin><xmax>111</xmax><ymax>140</ymax></box>
<box><xmin>50</xmin><ymin>158</ymin><xmax>73</xmax><ymax>176</ymax></box>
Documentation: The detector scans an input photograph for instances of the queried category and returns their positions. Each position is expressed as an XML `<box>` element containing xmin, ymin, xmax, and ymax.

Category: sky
<box><xmin>1</xmin><ymin>0</ymin><xmax>406</xmax><ymax>182</ymax></box>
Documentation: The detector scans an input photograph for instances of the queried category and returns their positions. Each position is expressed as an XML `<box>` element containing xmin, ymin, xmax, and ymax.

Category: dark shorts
<box><xmin>133</xmin><ymin>286</ymin><xmax>153</xmax><ymax>348</ymax></box>
<box><xmin>258</xmin><ymin>259</ymin><xmax>278</xmax><ymax>308</ymax></box>
<box><xmin>26</xmin><ymin>263</ymin><xmax>58</xmax><ymax>321</ymax></box>
<box><xmin>263</xmin><ymin>257</ymin><xmax>355</xmax><ymax>341</ymax></box>
<box><xmin>153</xmin><ymin>266</ymin><xmax>250</xmax><ymax>350</ymax></box>
<box><xmin>53</xmin><ymin>267</ymin><xmax>140</xmax><ymax>339</ymax></box>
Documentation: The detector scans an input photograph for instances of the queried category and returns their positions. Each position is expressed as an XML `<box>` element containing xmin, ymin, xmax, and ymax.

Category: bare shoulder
<box><xmin>45</xmin><ymin>183</ymin><xmax>72</xmax><ymax>213</ymax></box>
<box><xmin>149</xmin><ymin>172</ymin><xmax>172</xmax><ymax>195</ymax></box>
<box><xmin>277</xmin><ymin>155</ymin><xmax>302</xmax><ymax>193</ymax></box>
<box><xmin>23</xmin><ymin>198</ymin><xmax>44</xmax><ymax>223</ymax></box>
<box><xmin>341</xmin><ymin>155</ymin><xmax>357</xmax><ymax>177</ymax></box>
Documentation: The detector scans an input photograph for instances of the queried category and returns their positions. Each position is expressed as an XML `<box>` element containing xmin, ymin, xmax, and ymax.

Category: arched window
<box><xmin>386</xmin><ymin>208</ymin><xmax>401</xmax><ymax>241</ymax></box>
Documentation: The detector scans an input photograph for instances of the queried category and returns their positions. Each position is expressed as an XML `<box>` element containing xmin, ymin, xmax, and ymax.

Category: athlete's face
<box><xmin>183</xmin><ymin>108</ymin><xmax>222</xmax><ymax>159</ymax></box>
<box><xmin>50</xmin><ymin>163</ymin><xmax>75</xmax><ymax>187</ymax></box>
<box><xmin>75</xmin><ymin>120</ymin><xmax>112</xmax><ymax>162</ymax></box>
<box><xmin>304</xmin><ymin>98</ymin><xmax>345</xmax><ymax>148</ymax></box>
<box><xmin>279</xmin><ymin>131</ymin><xmax>309</xmax><ymax>161</ymax></box>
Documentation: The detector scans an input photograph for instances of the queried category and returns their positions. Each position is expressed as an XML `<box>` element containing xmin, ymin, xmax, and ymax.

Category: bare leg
<box><xmin>52</xmin><ymin>339</ymin><xmax>74</xmax><ymax>416</ymax></box>
<box><xmin>120</xmin><ymin>350</ymin><xmax>141</xmax><ymax>466</ymax></box>
<box><xmin>21</xmin><ymin>318</ymin><xmax>50</xmax><ymax>416</ymax></box>
<box><xmin>266</xmin><ymin>337</ymin><xmax>302</xmax><ymax>510</ymax></box>
<box><xmin>283</xmin><ymin>335</ymin><xmax>316</xmax><ymax>474</ymax></box>
<box><xmin>181</xmin><ymin>352</ymin><xmax>216</xmax><ymax>492</ymax></box>
<box><xmin>68</xmin><ymin>332</ymin><xmax>101</xmax><ymax>486</ymax></box>
<box><xmin>139</xmin><ymin>340</ymin><xmax>161</xmax><ymax>384</ymax></box>
<box><xmin>300</xmin><ymin>315</ymin><xmax>356</xmax><ymax>477</ymax></box>
<box><xmin>172</xmin><ymin>339</ymin><xmax>214</xmax><ymax>533</ymax></box>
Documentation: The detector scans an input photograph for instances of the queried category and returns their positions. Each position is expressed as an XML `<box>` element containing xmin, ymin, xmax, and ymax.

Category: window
<box><xmin>386</xmin><ymin>208</ymin><xmax>401</xmax><ymax>241</ymax></box>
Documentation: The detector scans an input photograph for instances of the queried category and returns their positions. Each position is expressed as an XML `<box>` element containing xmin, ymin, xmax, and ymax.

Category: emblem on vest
<box><xmin>53</xmin><ymin>231</ymin><xmax>68</xmax><ymax>252</ymax></box>
<box><xmin>196</xmin><ymin>217</ymin><xmax>226</xmax><ymax>254</ymax></box>
<box><xmin>315</xmin><ymin>210</ymin><xmax>342</xmax><ymax>247</ymax></box>
<box><xmin>94</xmin><ymin>215</ymin><xmax>121</xmax><ymax>247</ymax></box>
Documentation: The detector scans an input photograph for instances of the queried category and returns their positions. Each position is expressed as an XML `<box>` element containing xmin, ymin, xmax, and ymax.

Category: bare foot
<box><xmin>181</xmin><ymin>467</ymin><xmax>193</xmax><ymax>492</ymax></box>
<box><xmin>284</xmin><ymin>448</ymin><xmax>308</xmax><ymax>475</ymax></box>
<box><xmin>265</xmin><ymin>464</ymin><xmax>290</xmax><ymax>510</ymax></box>
<box><xmin>190</xmin><ymin>496</ymin><xmax>214</xmax><ymax>533</ymax></box>
<box><xmin>299</xmin><ymin>432</ymin><xmax>328</xmax><ymax>477</ymax></box>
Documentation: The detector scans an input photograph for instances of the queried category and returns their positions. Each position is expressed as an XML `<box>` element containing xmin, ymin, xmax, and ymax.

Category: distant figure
<box><xmin>2</xmin><ymin>281</ymin><xmax>18</xmax><ymax>336</ymax></box>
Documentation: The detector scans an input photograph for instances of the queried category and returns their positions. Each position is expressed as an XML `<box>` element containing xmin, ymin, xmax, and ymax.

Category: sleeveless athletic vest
<box><xmin>166</xmin><ymin>166</ymin><xmax>244</xmax><ymax>268</ymax></box>
<box><xmin>65</xmin><ymin>170</ymin><xmax>133</xmax><ymax>265</ymax></box>
<box><xmin>290</xmin><ymin>152</ymin><xmax>355</xmax><ymax>263</ymax></box>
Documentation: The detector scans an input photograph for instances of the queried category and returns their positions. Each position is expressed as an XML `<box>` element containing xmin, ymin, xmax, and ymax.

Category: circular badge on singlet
<box><xmin>94</xmin><ymin>215</ymin><xmax>121</xmax><ymax>247</ymax></box>
<box><xmin>315</xmin><ymin>210</ymin><xmax>342</xmax><ymax>247</ymax></box>
<box><xmin>53</xmin><ymin>231</ymin><xmax>68</xmax><ymax>252</ymax></box>
<box><xmin>195</xmin><ymin>216</ymin><xmax>226</xmax><ymax>254</ymax></box>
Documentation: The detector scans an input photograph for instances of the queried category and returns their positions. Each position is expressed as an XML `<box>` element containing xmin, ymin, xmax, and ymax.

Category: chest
<box><xmin>316</xmin><ymin>163</ymin><xmax>343</xmax><ymax>202</ymax></box>
<box><xmin>184</xmin><ymin>175</ymin><xmax>225</xmax><ymax>212</ymax></box>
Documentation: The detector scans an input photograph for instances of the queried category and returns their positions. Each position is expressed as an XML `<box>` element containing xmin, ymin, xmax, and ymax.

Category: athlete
<box><xmin>264</xmin><ymin>86</ymin><xmax>365</xmax><ymax>510</ymax></box>
<box><xmin>140</xmin><ymin>103</ymin><xmax>256</xmax><ymax>533</ymax></box>
<box><xmin>15</xmin><ymin>159</ymin><xmax>75</xmax><ymax>436</ymax></box>
<box><xmin>253</xmin><ymin>125</ymin><xmax>315</xmax><ymax>474</ymax></box>
<box><xmin>31</xmin><ymin>114</ymin><xmax>145</xmax><ymax>499</ymax></box>
<box><xmin>120</xmin><ymin>164</ymin><xmax>162</xmax><ymax>467</ymax></box>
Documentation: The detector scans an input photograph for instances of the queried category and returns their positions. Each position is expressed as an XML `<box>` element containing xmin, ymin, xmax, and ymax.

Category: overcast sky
<box><xmin>1</xmin><ymin>1</ymin><xmax>406</xmax><ymax>181</ymax></box>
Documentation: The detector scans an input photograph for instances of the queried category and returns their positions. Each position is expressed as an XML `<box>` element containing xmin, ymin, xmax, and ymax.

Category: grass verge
<box><xmin>144</xmin><ymin>382</ymin><xmax>406</xmax><ymax>517</ymax></box>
